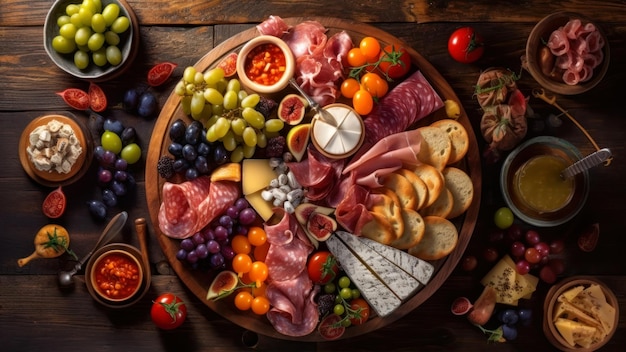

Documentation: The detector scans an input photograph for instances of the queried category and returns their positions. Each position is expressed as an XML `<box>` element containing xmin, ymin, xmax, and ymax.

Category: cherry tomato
<box><xmin>448</xmin><ymin>27</ymin><xmax>484</xmax><ymax>63</ymax></box>
<box><xmin>318</xmin><ymin>313</ymin><xmax>345</xmax><ymax>340</ymax></box>
<box><xmin>231</xmin><ymin>235</ymin><xmax>251</xmax><ymax>254</ymax></box>
<box><xmin>347</xmin><ymin>47</ymin><xmax>366</xmax><ymax>67</ymax></box>
<box><xmin>248</xmin><ymin>261</ymin><xmax>269</xmax><ymax>287</ymax></box>
<box><xmin>234</xmin><ymin>291</ymin><xmax>253</xmax><ymax>311</ymax></box>
<box><xmin>88</xmin><ymin>83</ymin><xmax>107</xmax><ymax>112</ymax></box>
<box><xmin>247</xmin><ymin>226</ymin><xmax>267</xmax><ymax>247</ymax></box>
<box><xmin>151</xmin><ymin>293</ymin><xmax>187</xmax><ymax>330</ymax></box>
<box><xmin>42</xmin><ymin>186</ymin><xmax>66</xmax><ymax>219</ymax></box>
<box><xmin>352</xmin><ymin>89</ymin><xmax>374</xmax><ymax>115</ymax></box>
<box><xmin>56</xmin><ymin>88</ymin><xmax>89</xmax><ymax>110</ymax></box>
<box><xmin>340</xmin><ymin>78</ymin><xmax>360</xmax><ymax>99</ymax></box>
<box><xmin>307</xmin><ymin>251</ymin><xmax>339</xmax><ymax>285</ymax></box>
<box><xmin>378</xmin><ymin>45</ymin><xmax>411</xmax><ymax>79</ymax></box>
<box><xmin>360</xmin><ymin>72</ymin><xmax>388</xmax><ymax>98</ymax></box>
<box><xmin>348</xmin><ymin>298</ymin><xmax>370</xmax><ymax>325</ymax></box>
<box><xmin>250</xmin><ymin>296</ymin><xmax>270</xmax><ymax>315</ymax></box>
<box><xmin>359</xmin><ymin>36</ymin><xmax>381</xmax><ymax>61</ymax></box>
<box><xmin>253</xmin><ymin>241</ymin><xmax>270</xmax><ymax>262</ymax></box>
<box><xmin>217</xmin><ymin>52</ymin><xmax>237</xmax><ymax>77</ymax></box>
<box><xmin>232</xmin><ymin>253</ymin><xmax>253</xmax><ymax>276</ymax></box>
<box><xmin>147</xmin><ymin>62</ymin><xmax>178</xmax><ymax>86</ymax></box>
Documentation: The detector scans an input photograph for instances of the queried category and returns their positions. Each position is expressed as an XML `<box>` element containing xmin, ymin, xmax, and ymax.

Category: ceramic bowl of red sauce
<box><xmin>236</xmin><ymin>35</ymin><xmax>295</xmax><ymax>94</ymax></box>
<box><xmin>85</xmin><ymin>243</ymin><xmax>148</xmax><ymax>307</ymax></box>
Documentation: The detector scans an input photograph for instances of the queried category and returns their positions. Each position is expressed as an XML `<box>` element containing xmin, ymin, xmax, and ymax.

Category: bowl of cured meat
<box><xmin>524</xmin><ymin>12</ymin><xmax>609</xmax><ymax>95</ymax></box>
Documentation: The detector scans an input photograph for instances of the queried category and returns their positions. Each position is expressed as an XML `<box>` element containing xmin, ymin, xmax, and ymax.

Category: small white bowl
<box><xmin>236</xmin><ymin>35</ymin><xmax>295</xmax><ymax>94</ymax></box>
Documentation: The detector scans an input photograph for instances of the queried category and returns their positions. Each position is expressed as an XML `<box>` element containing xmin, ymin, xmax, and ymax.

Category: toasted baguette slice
<box><xmin>370</xmin><ymin>188</ymin><xmax>404</xmax><ymax>240</ymax></box>
<box><xmin>420</xmin><ymin>188</ymin><xmax>453</xmax><ymax>218</ymax></box>
<box><xmin>416</xmin><ymin>126</ymin><xmax>452</xmax><ymax>171</ymax></box>
<box><xmin>408</xmin><ymin>216</ymin><xmax>458</xmax><ymax>261</ymax></box>
<box><xmin>431</xmin><ymin>119</ymin><xmax>469</xmax><ymax>164</ymax></box>
<box><xmin>442</xmin><ymin>167</ymin><xmax>474</xmax><ymax>219</ymax></box>
<box><xmin>381</xmin><ymin>172</ymin><xmax>417</xmax><ymax>210</ymax></box>
<box><xmin>410</xmin><ymin>163</ymin><xmax>444</xmax><ymax>208</ymax></box>
<box><xmin>390</xmin><ymin>208</ymin><xmax>425</xmax><ymax>249</ymax></box>
<box><xmin>361</xmin><ymin>211</ymin><xmax>395</xmax><ymax>245</ymax></box>
<box><xmin>395</xmin><ymin>168</ymin><xmax>428</xmax><ymax>210</ymax></box>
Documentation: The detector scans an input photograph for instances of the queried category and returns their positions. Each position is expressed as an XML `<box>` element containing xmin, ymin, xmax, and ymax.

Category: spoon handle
<box><xmin>561</xmin><ymin>148</ymin><xmax>612</xmax><ymax>179</ymax></box>
<box><xmin>135</xmin><ymin>218</ymin><xmax>150</xmax><ymax>273</ymax></box>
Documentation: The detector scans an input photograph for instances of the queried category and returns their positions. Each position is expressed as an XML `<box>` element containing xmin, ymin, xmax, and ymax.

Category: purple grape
<box><xmin>86</xmin><ymin>200</ymin><xmax>107</xmax><ymax>220</ymax></box>
<box><xmin>213</xmin><ymin>144</ymin><xmax>228</xmax><ymax>165</ymax></box>
<box><xmin>176</xmin><ymin>248</ymin><xmax>187</xmax><ymax>261</ymax></box>
<box><xmin>196</xmin><ymin>244</ymin><xmax>209</xmax><ymax>259</ymax></box>
<box><xmin>234</xmin><ymin>224</ymin><xmax>248</xmax><ymax>236</ymax></box>
<box><xmin>191</xmin><ymin>232</ymin><xmax>205</xmax><ymax>246</ymax></box>
<box><xmin>180</xmin><ymin>238</ymin><xmax>194</xmax><ymax>251</ymax></box>
<box><xmin>94</xmin><ymin>145</ymin><xmax>105</xmax><ymax>161</ymax></box>
<box><xmin>501</xmin><ymin>324</ymin><xmax>518</xmax><ymax>340</ymax></box>
<box><xmin>226</xmin><ymin>205</ymin><xmax>239</xmax><ymax>219</ymax></box>
<box><xmin>120</xmin><ymin>127</ymin><xmax>136</xmax><ymax>146</ymax></box>
<box><xmin>214</xmin><ymin>225</ymin><xmax>228</xmax><ymax>242</ymax></box>
<box><xmin>202</xmin><ymin>228</ymin><xmax>215</xmax><ymax>241</ymax></box>
<box><xmin>196</xmin><ymin>142</ymin><xmax>211</xmax><ymax>156</ymax></box>
<box><xmin>103</xmin><ymin>118</ymin><xmax>124</xmax><ymax>135</ymax></box>
<box><xmin>210</xmin><ymin>253</ymin><xmax>225</xmax><ymax>268</ymax></box>
<box><xmin>235</xmin><ymin>198</ymin><xmax>249</xmax><ymax>210</ymax></box>
<box><xmin>114</xmin><ymin>170</ymin><xmax>128</xmax><ymax>182</ymax></box>
<box><xmin>111</xmin><ymin>180</ymin><xmax>127</xmax><ymax>196</ymax></box>
<box><xmin>186</xmin><ymin>250</ymin><xmax>199</xmax><ymax>264</ymax></box>
<box><xmin>168</xmin><ymin>142</ymin><xmax>183</xmax><ymax>157</ymax></box>
<box><xmin>183</xmin><ymin>144</ymin><xmax>197</xmax><ymax>161</ymax></box>
<box><xmin>137</xmin><ymin>92</ymin><xmax>158</xmax><ymax>118</ymax></box>
<box><xmin>185</xmin><ymin>167</ymin><xmax>199</xmax><ymax>180</ymax></box>
<box><xmin>185</xmin><ymin>121</ymin><xmax>202</xmax><ymax>145</ymax></box>
<box><xmin>123</xmin><ymin>88</ymin><xmax>140</xmax><ymax>112</ymax></box>
<box><xmin>195</xmin><ymin>155</ymin><xmax>210</xmax><ymax>174</ymax></box>
<box><xmin>238</xmin><ymin>208</ymin><xmax>256</xmax><ymax>225</ymax></box>
<box><xmin>221</xmin><ymin>245</ymin><xmax>235</xmax><ymax>261</ymax></box>
<box><xmin>101</xmin><ymin>188</ymin><xmax>118</xmax><ymax>207</ymax></box>
<box><xmin>219</xmin><ymin>215</ymin><xmax>233</xmax><ymax>228</ymax></box>
<box><xmin>172</xmin><ymin>158</ymin><xmax>189</xmax><ymax>173</ymax></box>
<box><xmin>98</xmin><ymin>169</ymin><xmax>113</xmax><ymax>184</ymax></box>
<box><xmin>169</xmin><ymin>119</ymin><xmax>186</xmax><ymax>142</ymax></box>
<box><xmin>207</xmin><ymin>240</ymin><xmax>220</xmax><ymax>254</ymax></box>
<box><xmin>101</xmin><ymin>150</ymin><xmax>116</xmax><ymax>166</ymax></box>
<box><xmin>114</xmin><ymin>158</ymin><xmax>128</xmax><ymax>171</ymax></box>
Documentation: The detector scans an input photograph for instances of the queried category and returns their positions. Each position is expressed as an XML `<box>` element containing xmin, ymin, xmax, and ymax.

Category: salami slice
<box><xmin>264</xmin><ymin>210</ymin><xmax>314</xmax><ymax>281</ymax></box>
<box><xmin>158</xmin><ymin>177</ymin><xmax>240</xmax><ymax>239</ymax></box>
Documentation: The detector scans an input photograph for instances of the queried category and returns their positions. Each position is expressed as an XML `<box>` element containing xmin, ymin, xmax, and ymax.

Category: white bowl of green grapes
<box><xmin>44</xmin><ymin>0</ymin><xmax>138</xmax><ymax>81</ymax></box>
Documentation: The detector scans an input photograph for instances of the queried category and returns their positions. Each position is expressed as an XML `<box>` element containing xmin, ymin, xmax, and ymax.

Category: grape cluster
<box><xmin>174</xmin><ymin>66</ymin><xmax>283</xmax><ymax>163</ymax></box>
<box><xmin>495</xmin><ymin>308</ymin><xmax>532</xmax><ymax>341</ymax></box>
<box><xmin>88</xmin><ymin>116</ymin><xmax>140</xmax><ymax>220</ymax></box>
<box><xmin>123</xmin><ymin>87</ymin><xmax>159</xmax><ymax>119</ymax></box>
<box><xmin>164</xmin><ymin>118</ymin><xmax>228</xmax><ymax>180</ymax></box>
<box><xmin>176</xmin><ymin>198</ymin><xmax>256</xmax><ymax>270</ymax></box>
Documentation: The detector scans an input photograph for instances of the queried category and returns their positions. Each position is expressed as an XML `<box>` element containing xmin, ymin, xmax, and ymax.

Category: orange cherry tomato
<box><xmin>253</xmin><ymin>241</ymin><xmax>270</xmax><ymax>262</ymax></box>
<box><xmin>359</xmin><ymin>37</ymin><xmax>381</xmax><ymax>61</ymax></box>
<box><xmin>347</xmin><ymin>47</ymin><xmax>367</xmax><ymax>67</ymax></box>
<box><xmin>361</xmin><ymin>72</ymin><xmax>388</xmax><ymax>98</ymax></box>
<box><xmin>353</xmin><ymin>89</ymin><xmax>374</xmax><ymax>115</ymax></box>
<box><xmin>232</xmin><ymin>253</ymin><xmax>252</xmax><ymax>276</ymax></box>
<box><xmin>250</xmin><ymin>296</ymin><xmax>271</xmax><ymax>315</ymax></box>
<box><xmin>247</xmin><ymin>227</ymin><xmax>267</xmax><ymax>247</ymax></box>
<box><xmin>248</xmin><ymin>261</ymin><xmax>269</xmax><ymax>287</ymax></box>
<box><xmin>234</xmin><ymin>291</ymin><xmax>254</xmax><ymax>311</ymax></box>
<box><xmin>340</xmin><ymin>78</ymin><xmax>361</xmax><ymax>99</ymax></box>
<box><xmin>231</xmin><ymin>235</ymin><xmax>251</xmax><ymax>254</ymax></box>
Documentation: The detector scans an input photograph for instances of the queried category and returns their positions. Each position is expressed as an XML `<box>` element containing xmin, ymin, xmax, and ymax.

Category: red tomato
<box><xmin>148</xmin><ymin>62</ymin><xmax>178</xmax><ymax>86</ymax></box>
<box><xmin>307</xmin><ymin>251</ymin><xmax>339</xmax><ymax>285</ymax></box>
<box><xmin>448</xmin><ymin>27</ymin><xmax>484</xmax><ymax>63</ymax></box>
<box><xmin>378</xmin><ymin>45</ymin><xmax>411</xmax><ymax>79</ymax></box>
<box><xmin>348</xmin><ymin>298</ymin><xmax>370</xmax><ymax>325</ymax></box>
<box><xmin>151</xmin><ymin>293</ymin><xmax>187</xmax><ymax>330</ymax></box>
<box><xmin>42</xmin><ymin>186</ymin><xmax>66</xmax><ymax>219</ymax></box>
<box><xmin>217</xmin><ymin>52</ymin><xmax>237</xmax><ymax>77</ymax></box>
<box><xmin>56</xmin><ymin>88</ymin><xmax>90</xmax><ymax>110</ymax></box>
<box><xmin>88</xmin><ymin>83</ymin><xmax>107</xmax><ymax>112</ymax></box>
<box><xmin>318</xmin><ymin>313</ymin><xmax>345</xmax><ymax>340</ymax></box>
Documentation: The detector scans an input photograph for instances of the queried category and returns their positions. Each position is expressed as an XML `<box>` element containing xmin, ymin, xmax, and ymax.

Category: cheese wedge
<box><xmin>242</xmin><ymin>159</ymin><xmax>277</xmax><ymax>195</ymax></box>
<box><xmin>554</xmin><ymin>318</ymin><xmax>598</xmax><ymax>347</ymax></box>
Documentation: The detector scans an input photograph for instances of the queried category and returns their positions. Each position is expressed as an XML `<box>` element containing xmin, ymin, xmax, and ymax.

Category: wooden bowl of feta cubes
<box><xmin>543</xmin><ymin>276</ymin><xmax>618</xmax><ymax>351</ymax></box>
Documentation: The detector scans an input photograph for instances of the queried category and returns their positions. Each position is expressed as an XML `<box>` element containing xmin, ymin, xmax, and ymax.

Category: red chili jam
<box><xmin>94</xmin><ymin>252</ymin><xmax>141</xmax><ymax>300</ymax></box>
<box><xmin>244</xmin><ymin>43</ymin><xmax>287</xmax><ymax>86</ymax></box>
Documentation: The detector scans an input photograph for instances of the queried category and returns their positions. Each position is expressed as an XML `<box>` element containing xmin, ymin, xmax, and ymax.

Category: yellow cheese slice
<box><xmin>480</xmin><ymin>255</ymin><xmax>517</xmax><ymax>304</ymax></box>
<box><xmin>245</xmin><ymin>190</ymin><xmax>274</xmax><ymax>221</ymax></box>
<box><xmin>572</xmin><ymin>284</ymin><xmax>616</xmax><ymax>334</ymax></box>
<box><xmin>560</xmin><ymin>285</ymin><xmax>585</xmax><ymax>302</ymax></box>
<box><xmin>554</xmin><ymin>318</ymin><xmax>597</xmax><ymax>347</ymax></box>
<box><xmin>242</xmin><ymin>159</ymin><xmax>277</xmax><ymax>195</ymax></box>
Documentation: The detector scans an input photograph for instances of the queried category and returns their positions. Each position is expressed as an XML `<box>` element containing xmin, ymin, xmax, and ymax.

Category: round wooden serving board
<box><xmin>145</xmin><ymin>17</ymin><xmax>482</xmax><ymax>341</ymax></box>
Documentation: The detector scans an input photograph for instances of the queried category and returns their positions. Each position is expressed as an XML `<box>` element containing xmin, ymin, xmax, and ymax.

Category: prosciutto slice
<box><xmin>158</xmin><ymin>177</ymin><xmax>240</xmax><ymax>239</ymax></box>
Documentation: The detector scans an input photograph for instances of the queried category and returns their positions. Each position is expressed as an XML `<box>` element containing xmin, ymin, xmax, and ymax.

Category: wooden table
<box><xmin>1</xmin><ymin>1</ymin><xmax>624</xmax><ymax>350</ymax></box>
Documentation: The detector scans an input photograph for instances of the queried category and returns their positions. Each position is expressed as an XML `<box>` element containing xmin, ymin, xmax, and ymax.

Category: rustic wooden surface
<box><xmin>1</xmin><ymin>0</ymin><xmax>625</xmax><ymax>351</ymax></box>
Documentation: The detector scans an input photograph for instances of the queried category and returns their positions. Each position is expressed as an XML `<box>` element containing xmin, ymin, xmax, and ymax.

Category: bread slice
<box><xmin>408</xmin><ymin>216</ymin><xmax>458</xmax><ymax>261</ymax></box>
<box><xmin>361</xmin><ymin>211</ymin><xmax>395</xmax><ymax>245</ymax></box>
<box><xmin>370</xmin><ymin>188</ymin><xmax>404</xmax><ymax>240</ymax></box>
<box><xmin>381</xmin><ymin>172</ymin><xmax>417</xmax><ymax>210</ymax></box>
<box><xmin>395</xmin><ymin>168</ymin><xmax>428</xmax><ymax>210</ymax></box>
<box><xmin>442</xmin><ymin>167</ymin><xmax>474</xmax><ymax>219</ymax></box>
<box><xmin>390</xmin><ymin>208</ymin><xmax>425</xmax><ymax>249</ymax></box>
<box><xmin>431</xmin><ymin>119</ymin><xmax>469</xmax><ymax>165</ymax></box>
<box><xmin>410</xmin><ymin>163</ymin><xmax>444</xmax><ymax>208</ymax></box>
<box><xmin>420</xmin><ymin>187</ymin><xmax>453</xmax><ymax>218</ymax></box>
<box><xmin>416</xmin><ymin>126</ymin><xmax>452</xmax><ymax>171</ymax></box>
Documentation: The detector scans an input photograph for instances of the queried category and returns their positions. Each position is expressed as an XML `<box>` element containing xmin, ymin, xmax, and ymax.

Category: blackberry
<box><xmin>157</xmin><ymin>155</ymin><xmax>175</xmax><ymax>179</ymax></box>
<box><xmin>266</xmin><ymin>136</ymin><xmax>286</xmax><ymax>158</ymax></box>
<box><xmin>255</xmin><ymin>96</ymin><xmax>278</xmax><ymax>118</ymax></box>
<box><xmin>317</xmin><ymin>293</ymin><xmax>335</xmax><ymax>317</ymax></box>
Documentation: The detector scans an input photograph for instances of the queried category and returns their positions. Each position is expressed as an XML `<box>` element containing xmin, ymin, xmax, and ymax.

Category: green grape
<box><xmin>59</xmin><ymin>23</ymin><xmax>77</xmax><ymax>39</ymax></box>
<box><xmin>78</xmin><ymin>7</ymin><xmax>93</xmax><ymax>27</ymax></box>
<box><xmin>264</xmin><ymin>119</ymin><xmax>284</xmax><ymax>133</ymax></box>
<box><xmin>205</xmin><ymin>115</ymin><xmax>219</xmax><ymax>128</ymax></box>
<box><xmin>227</xmin><ymin>78</ymin><xmax>240</xmax><ymax>92</ymax></box>
<box><xmin>238</xmin><ymin>90</ymin><xmax>248</xmax><ymax>102</ymax></box>
<box><xmin>231</xmin><ymin>118</ymin><xmax>247</xmax><ymax>136</ymax></box>
<box><xmin>81</xmin><ymin>0</ymin><xmax>98</xmax><ymax>13</ymax></box>
<box><xmin>70</xmin><ymin>13</ymin><xmax>83</xmax><ymax>28</ymax></box>
<box><xmin>110</xmin><ymin>16</ymin><xmax>130</xmax><ymax>34</ymax></box>
<box><xmin>324</xmin><ymin>283</ymin><xmax>335</xmax><ymax>294</ymax></box>
<box><xmin>57</xmin><ymin>15</ymin><xmax>72</xmax><ymax>27</ymax></box>
<box><xmin>185</xmin><ymin>83</ymin><xmax>195</xmax><ymax>95</ymax></box>
<box><xmin>183</xmin><ymin>66</ymin><xmax>196</xmax><ymax>83</ymax></box>
<box><xmin>222</xmin><ymin>130</ymin><xmax>237</xmax><ymax>151</ymax></box>
<box><xmin>101</xmin><ymin>131</ymin><xmax>122</xmax><ymax>154</ymax></box>
<box><xmin>242</xmin><ymin>107</ymin><xmax>265</xmax><ymax>129</ymax></box>
<box><xmin>223</xmin><ymin>90</ymin><xmax>238</xmax><ymax>110</ymax></box>
<box><xmin>216</xmin><ymin>78</ymin><xmax>228</xmax><ymax>93</ymax></box>
<box><xmin>243</xmin><ymin>144</ymin><xmax>256</xmax><ymax>158</ymax></box>
<box><xmin>181</xmin><ymin>96</ymin><xmax>192</xmax><ymax>115</ymax></box>
<box><xmin>92</xmin><ymin>0</ymin><xmax>103</xmax><ymax>13</ymax></box>
<box><xmin>333</xmin><ymin>304</ymin><xmax>345</xmax><ymax>316</ymax></box>
<box><xmin>52</xmin><ymin>35</ymin><xmax>76</xmax><ymax>54</ymax></box>
<box><xmin>174</xmin><ymin>81</ymin><xmax>186</xmax><ymax>96</ymax></box>
<box><xmin>230</xmin><ymin>146</ymin><xmax>244</xmax><ymax>163</ymax></box>
<box><xmin>351</xmin><ymin>289</ymin><xmax>361</xmax><ymax>299</ymax></box>
<box><xmin>338</xmin><ymin>276</ymin><xmax>351</xmax><ymax>289</ymax></box>
<box><xmin>190</xmin><ymin>91</ymin><xmax>206</xmax><ymax>118</ymax></box>
<box><xmin>120</xmin><ymin>143</ymin><xmax>142</xmax><ymax>164</ymax></box>
<box><xmin>104</xmin><ymin>31</ymin><xmax>120</xmax><ymax>45</ymax></box>
<box><xmin>102</xmin><ymin>3</ymin><xmax>120</xmax><ymax>27</ymax></box>
<box><xmin>339</xmin><ymin>287</ymin><xmax>352</xmax><ymax>300</ymax></box>
<box><xmin>77</xmin><ymin>44</ymin><xmax>90</xmax><ymax>52</ymax></box>
<box><xmin>213</xmin><ymin>117</ymin><xmax>231</xmax><ymax>139</ymax></box>
<box><xmin>205</xmin><ymin>125</ymin><xmax>219</xmax><ymax>143</ymax></box>
<box><xmin>242</xmin><ymin>126</ymin><xmax>257</xmax><ymax>147</ymax></box>
<box><xmin>74</xmin><ymin>27</ymin><xmax>92</xmax><ymax>46</ymax></box>
<box><xmin>203</xmin><ymin>88</ymin><xmax>224</xmax><ymax>106</ymax></box>
<box><xmin>91</xmin><ymin>13</ymin><xmax>107</xmax><ymax>33</ymax></box>
<box><xmin>241</xmin><ymin>93</ymin><xmax>260</xmax><ymax>109</ymax></box>
<box><xmin>87</xmin><ymin>32</ymin><xmax>105</xmax><ymax>51</ymax></box>
<box><xmin>92</xmin><ymin>48</ymin><xmax>107</xmax><ymax>66</ymax></box>
<box><xmin>256</xmin><ymin>131</ymin><xmax>267</xmax><ymax>148</ymax></box>
<box><xmin>106</xmin><ymin>45</ymin><xmax>122</xmax><ymax>65</ymax></box>
<box><xmin>203</xmin><ymin>67</ymin><xmax>224</xmax><ymax>85</ymax></box>
<box><xmin>199</xmin><ymin>104</ymin><xmax>213</xmax><ymax>122</ymax></box>
<box><xmin>66</xmin><ymin>4</ymin><xmax>80</xmax><ymax>16</ymax></box>
<box><xmin>74</xmin><ymin>50</ymin><xmax>90</xmax><ymax>69</ymax></box>
<box><xmin>193</xmin><ymin>71</ymin><xmax>204</xmax><ymax>85</ymax></box>
<box><xmin>211</xmin><ymin>104</ymin><xmax>224</xmax><ymax>116</ymax></box>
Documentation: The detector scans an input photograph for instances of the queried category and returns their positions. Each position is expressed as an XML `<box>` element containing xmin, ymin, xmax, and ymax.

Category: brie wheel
<box><xmin>311</xmin><ymin>104</ymin><xmax>364</xmax><ymax>159</ymax></box>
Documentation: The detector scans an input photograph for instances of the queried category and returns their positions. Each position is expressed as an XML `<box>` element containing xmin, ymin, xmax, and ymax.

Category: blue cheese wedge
<box><xmin>326</xmin><ymin>235</ymin><xmax>402</xmax><ymax>317</ymax></box>
<box><xmin>334</xmin><ymin>231</ymin><xmax>421</xmax><ymax>300</ymax></box>
<box><xmin>355</xmin><ymin>234</ymin><xmax>435</xmax><ymax>286</ymax></box>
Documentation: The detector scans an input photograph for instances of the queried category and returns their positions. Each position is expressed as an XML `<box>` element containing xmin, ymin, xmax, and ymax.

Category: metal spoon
<box><xmin>288</xmin><ymin>78</ymin><xmax>336</xmax><ymax>126</ymax></box>
<box><xmin>560</xmin><ymin>148</ymin><xmax>612</xmax><ymax>179</ymax></box>
<box><xmin>57</xmin><ymin>211</ymin><xmax>128</xmax><ymax>287</ymax></box>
